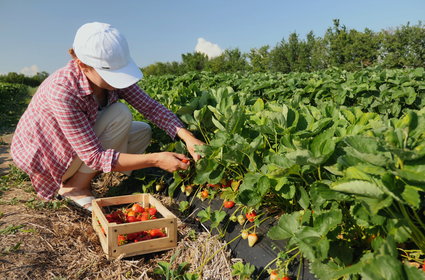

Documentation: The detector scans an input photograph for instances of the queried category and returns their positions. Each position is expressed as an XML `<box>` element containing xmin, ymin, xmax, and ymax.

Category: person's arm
<box><xmin>112</xmin><ymin>151</ymin><xmax>190</xmax><ymax>172</ymax></box>
<box><xmin>119</xmin><ymin>85</ymin><xmax>205</xmax><ymax>160</ymax></box>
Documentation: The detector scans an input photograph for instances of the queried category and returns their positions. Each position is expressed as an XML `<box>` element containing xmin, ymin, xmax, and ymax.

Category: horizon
<box><xmin>0</xmin><ymin>0</ymin><xmax>424</xmax><ymax>76</ymax></box>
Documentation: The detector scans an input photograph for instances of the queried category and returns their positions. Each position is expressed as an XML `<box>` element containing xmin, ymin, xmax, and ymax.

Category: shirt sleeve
<box><xmin>50</xmin><ymin>83</ymin><xmax>119</xmax><ymax>172</ymax></box>
<box><xmin>117</xmin><ymin>83</ymin><xmax>185</xmax><ymax>139</ymax></box>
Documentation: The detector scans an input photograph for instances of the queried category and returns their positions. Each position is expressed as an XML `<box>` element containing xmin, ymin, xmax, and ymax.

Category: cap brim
<box><xmin>95</xmin><ymin>58</ymin><xmax>143</xmax><ymax>89</ymax></box>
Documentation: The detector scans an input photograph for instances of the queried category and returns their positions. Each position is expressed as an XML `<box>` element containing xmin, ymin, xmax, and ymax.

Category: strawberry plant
<box><xmin>135</xmin><ymin>67</ymin><xmax>425</xmax><ymax>279</ymax></box>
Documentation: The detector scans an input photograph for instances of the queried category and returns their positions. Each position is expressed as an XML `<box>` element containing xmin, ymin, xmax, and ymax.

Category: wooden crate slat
<box><xmin>91</xmin><ymin>194</ymin><xmax>178</xmax><ymax>259</ymax></box>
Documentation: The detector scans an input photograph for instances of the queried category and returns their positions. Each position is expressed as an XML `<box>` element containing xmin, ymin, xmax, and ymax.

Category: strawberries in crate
<box><xmin>92</xmin><ymin>194</ymin><xmax>178</xmax><ymax>259</ymax></box>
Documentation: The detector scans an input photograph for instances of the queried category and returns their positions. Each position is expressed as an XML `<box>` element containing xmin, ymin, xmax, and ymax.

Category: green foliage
<box><xmin>138</xmin><ymin>66</ymin><xmax>425</xmax><ymax>278</ymax></box>
<box><xmin>0</xmin><ymin>82</ymin><xmax>33</xmax><ymax>133</ymax></box>
<box><xmin>0</xmin><ymin>71</ymin><xmax>48</xmax><ymax>87</ymax></box>
<box><xmin>142</xmin><ymin>20</ymin><xmax>425</xmax><ymax>76</ymax></box>
<box><xmin>231</xmin><ymin>261</ymin><xmax>255</xmax><ymax>280</ymax></box>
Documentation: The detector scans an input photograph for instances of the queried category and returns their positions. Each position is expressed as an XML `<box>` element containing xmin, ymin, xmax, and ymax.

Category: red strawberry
<box><xmin>149</xmin><ymin>228</ymin><xmax>166</xmax><ymax>238</ymax></box>
<box><xmin>246</xmin><ymin>210</ymin><xmax>257</xmax><ymax>222</ymax></box>
<box><xmin>223</xmin><ymin>200</ymin><xmax>235</xmax><ymax>209</ymax></box>
<box><xmin>131</xmin><ymin>203</ymin><xmax>144</xmax><ymax>213</ymax></box>
<box><xmin>138</xmin><ymin>211</ymin><xmax>150</xmax><ymax>221</ymax></box>
<box><xmin>269</xmin><ymin>270</ymin><xmax>278</xmax><ymax>280</ymax></box>
<box><xmin>147</xmin><ymin>207</ymin><xmax>157</xmax><ymax>216</ymax></box>
<box><xmin>117</xmin><ymin>234</ymin><xmax>127</xmax><ymax>246</ymax></box>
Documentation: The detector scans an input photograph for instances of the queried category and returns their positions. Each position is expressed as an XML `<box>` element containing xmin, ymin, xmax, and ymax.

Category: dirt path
<box><xmin>0</xmin><ymin>133</ymin><xmax>14</xmax><ymax>175</ymax></box>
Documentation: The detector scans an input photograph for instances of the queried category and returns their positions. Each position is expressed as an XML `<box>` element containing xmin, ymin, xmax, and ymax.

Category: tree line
<box><xmin>0</xmin><ymin>71</ymin><xmax>49</xmax><ymax>87</ymax></box>
<box><xmin>142</xmin><ymin>20</ymin><xmax>425</xmax><ymax>76</ymax></box>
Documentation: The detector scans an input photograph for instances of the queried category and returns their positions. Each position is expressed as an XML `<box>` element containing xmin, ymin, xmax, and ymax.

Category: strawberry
<box><xmin>181</xmin><ymin>158</ymin><xmax>190</xmax><ymax>164</ymax></box>
<box><xmin>117</xmin><ymin>234</ymin><xmax>127</xmax><ymax>246</ymax></box>
<box><xmin>246</xmin><ymin>210</ymin><xmax>257</xmax><ymax>222</ymax></box>
<box><xmin>248</xmin><ymin>233</ymin><xmax>258</xmax><ymax>247</ymax></box>
<box><xmin>220</xmin><ymin>178</ymin><xmax>231</xmax><ymax>188</ymax></box>
<box><xmin>269</xmin><ymin>270</ymin><xmax>278</xmax><ymax>280</ymax></box>
<box><xmin>127</xmin><ymin>232</ymin><xmax>140</xmax><ymax>241</ymax></box>
<box><xmin>241</xmin><ymin>230</ymin><xmax>249</xmax><ymax>239</ymax></box>
<box><xmin>131</xmin><ymin>203</ymin><xmax>144</xmax><ymax>213</ymax></box>
<box><xmin>127</xmin><ymin>216</ymin><xmax>137</xmax><ymax>223</ymax></box>
<box><xmin>229</xmin><ymin>215</ymin><xmax>237</xmax><ymax>222</ymax></box>
<box><xmin>155</xmin><ymin>182</ymin><xmax>165</xmax><ymax>192</ymax></box>
<box><xmin>138</xmin><ymin>211</ymin><xmax>150</xmax><ymax>221</ymax></box>
<box><xmin>185</xmin><ymin>184</ymin><xmax>193</xmax><ymax>196</ymax></box>
<box><xmin>237</xmin><ymin>214</ymin><xmax>246</xmax><ymax>225</ymax></box>
<box><xmin>149</xmin><ymin>228</ymin><xmax>166</xmax><ymax>238</ymax></box>
<box><xmin>147</xmin><ymin>207</ymin><xmax>157</xmax><ymax>216</ymax></box>
<box><xmin>200</xmin><ymin>189</ymin><xmax>209</xmax><ymax>200</ymax></box>
<box><xmin>223</xmin><ymin>200</ymin><xmax>235</xmax><ymax>209</ymax></box>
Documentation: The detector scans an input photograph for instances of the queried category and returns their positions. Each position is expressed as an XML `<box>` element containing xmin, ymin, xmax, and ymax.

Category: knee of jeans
<box><xmin>111</xmin><ymin>103</ymin><xmax>132</xmax><ymax>124</ymax></box>
<box><xmin>145</xmin><ymin>123</ymin><xmax>152</xmax><ymax>139</ymax></box>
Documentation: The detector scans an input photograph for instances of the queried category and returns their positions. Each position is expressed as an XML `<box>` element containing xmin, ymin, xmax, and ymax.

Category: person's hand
<box><xmin>154</xmin><ymin>152</ymin><xmax>190</xmax><ymax>172</ymax></box>
<box><xmin>177</xmin><ymin>128</ymin><xmax>205</xmax><ymax>161</ymax></box>
<box><xmin>185</xmin><ymin>137</ymin><xmax>205</xmax><ymax>161</ymax></box>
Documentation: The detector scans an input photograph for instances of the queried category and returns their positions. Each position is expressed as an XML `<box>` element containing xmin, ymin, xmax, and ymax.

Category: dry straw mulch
<box><xmin>0</xmin><ymin>173</ymin><xmax>239</xmax><ymax>280</ymax></box>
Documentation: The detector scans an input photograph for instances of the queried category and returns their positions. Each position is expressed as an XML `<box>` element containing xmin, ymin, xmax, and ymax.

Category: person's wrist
<box><xmin>149</xmin><ymin>153</ymin><xmax>160</xmax><ymax>168</ymax></box>
<box><xmin>177</xmin><ymin>128</ymin><xmax>194</xmax><ymax>143</ymax></box>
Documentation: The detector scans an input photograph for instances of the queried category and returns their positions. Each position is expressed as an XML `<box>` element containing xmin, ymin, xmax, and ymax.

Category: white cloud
<box><xmin>195</xmin><ymin>38</ymin><xmax>223</xmax><ymax>59</ymax></box>
<box><xmin>20</xmin><ymin>65</ymin><xmax>40</xmax><ymax>76</ymax></box>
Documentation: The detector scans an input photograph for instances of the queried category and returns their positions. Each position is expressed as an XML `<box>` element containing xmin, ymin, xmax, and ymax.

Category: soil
<box><xmin>0</xmin><ymin>132</ymin><xmax>239</xmax><ymax>280</ymax></box>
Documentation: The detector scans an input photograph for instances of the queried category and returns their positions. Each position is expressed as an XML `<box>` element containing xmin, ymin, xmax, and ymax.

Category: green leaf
<box><xmin>211</xmin><ymin>115</ymin><xmax>226</xmax><ymax>131</ymax></box>
<box><xmin>298</xmin><ymin>186</ymin><xmax>310</xmax><ymax>210</ymax></box>
<box><xmin>237</xmin><ymin>173</ymin><xmax>270</xmax><ymax>206</ymax></box>
<box><xmin>210</xmin><ymin>210</ymin><xmax>227</xmax><ymax>228</ymax></box>
<box><xmin>197</xmin><ymin>207</ymin><xmax>211</xmax><ymax>223</ymax></box>
<box><xmin>296</xmin><ymin>227</ymin><xmax>330</xmax><ymax>261</ymax></box>
<box><xmin>268</xmin><ymin>211</ymin><xmax>303</xmax><ymax>240</ymax></box>
<box><xmin>168</xmin><ymin>172</ymin><xmax>183</xmax><ymax>197</ymax></box>
<box><xmin>252</xmin><ymin>98</ymin><xmax>264</xmax><ymax>113</ymax></box>
<box><xmin>401</xmin><ymin>185</ymin><xmax>420</xmax><ymax>208</ymax></box>
<box><xmin>361</xmin><ymin>255</ymin><xmax>407</xmax><ymax>280</ymax></box>
<box><xmin>313</xmin><ymin>209</ymin><xmax>343</xmax><ymax>236</ymax></box>
<box><xmin>331</xmin><ymin>180</ymin><xmax>384</xmax><ymax>198</ymax></box>
<box><xmin>394</xmin><ymin>164</ymin><xmax>425</xmax><ymax>186</ymax></box>
<box><xmin>310</xmin><ymin>128</ymin><xmax>336</xmax><ymax>158</ymax></box>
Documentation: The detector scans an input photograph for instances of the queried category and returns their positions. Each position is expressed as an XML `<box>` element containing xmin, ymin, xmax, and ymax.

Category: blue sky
<box><xmin>0</xmin><ymin>0</ymin><xmax>424</xmax><ymax>75</ymax></box>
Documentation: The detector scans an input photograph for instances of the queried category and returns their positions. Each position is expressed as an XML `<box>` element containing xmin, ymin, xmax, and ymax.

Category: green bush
<box><xmin>0</xmin><ymin>82</ymin><xmax>31</xmax><ymax>132</ymax></box>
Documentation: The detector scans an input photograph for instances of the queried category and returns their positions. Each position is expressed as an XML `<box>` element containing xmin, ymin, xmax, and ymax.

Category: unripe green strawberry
<box><xmin>241</xmin><ymin>230</ymin><xmax>249</xmax><ymax>239</ymax></box>
<box><xmin>229</xmin><ymin>215</ymin><xmax>237</xmax><ymax>222</ymax></box>
<box><xmin>237</xmin><ymin>214</ymin><xmax>246</xmax><ymax>225</ymax></box>
<box><xmin>248</xmin><ymin>233</ymin><xmax>258</xmax><ymax>247</ymax></box>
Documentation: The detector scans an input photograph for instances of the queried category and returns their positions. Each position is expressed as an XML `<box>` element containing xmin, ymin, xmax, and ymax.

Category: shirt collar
<box><xmin>70</xmin><ymin>60</ymin><xmax>92</xmax><ymax>96</ymax></box>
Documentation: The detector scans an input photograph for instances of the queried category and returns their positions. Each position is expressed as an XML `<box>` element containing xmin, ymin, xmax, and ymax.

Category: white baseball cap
<box><xmin>73</xmin><ymin>22</ymin><xmax>142</xmax><ymax>89</ymax></box>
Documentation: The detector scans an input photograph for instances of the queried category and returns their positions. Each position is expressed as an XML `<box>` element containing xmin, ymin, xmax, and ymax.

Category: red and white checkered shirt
<box><xmin>11</xmin><ymin>60</ymin><xmax>184</xmax><ymax>200</ymax></box>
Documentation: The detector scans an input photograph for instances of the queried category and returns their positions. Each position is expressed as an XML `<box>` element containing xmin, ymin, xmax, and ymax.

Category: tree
<box><xmin>247</xmin><ymin>45</ymin><xmax>271</xmax><ymax>72</ymax></box>
<box><xmin>270</xmin><ymin>38</ymin><xmax>291</xmax><ymax>73</ymax></box>
<box><xmin>181</xmin><ymin>52</ymin><xmax>208</xmax><ymax>72</ymax></box>
<box><xmin>205</xmin><ymin>48</ymin><xmax>247</xmax><ymax>73</ymax></box>
<box><xmin>381</xmin><ymin>22</ymin><xmax>425</xmax><ymax>68</ymax></box>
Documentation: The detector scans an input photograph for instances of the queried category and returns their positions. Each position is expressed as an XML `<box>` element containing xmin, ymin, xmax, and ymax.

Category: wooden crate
<box><xmin>92</xmin><ymin>194</ymin><xmax>177</xmax><ymax>259</ymax></box>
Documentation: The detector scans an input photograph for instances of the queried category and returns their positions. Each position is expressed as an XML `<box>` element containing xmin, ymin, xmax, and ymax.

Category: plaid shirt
<box><xmin>11</xmin><ymin>60</ymin><xmax>184</xmax><ymax>200</ymax></box>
